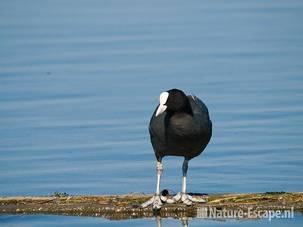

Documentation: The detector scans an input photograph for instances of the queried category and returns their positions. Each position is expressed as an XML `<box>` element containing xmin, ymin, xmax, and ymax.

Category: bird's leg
<box><xmin>141</xmin><ymin>161</ymin><xmax>166</xmax><ymax>209</ymax></box>
<box><xmin>182</xmin><ymin>159</ymin><xmax>188</xmax><ymax>194</ymax></box>
<box><xmin>167</xmin><ymin>159</ymin><xmax>206</xmax><ymax>205</ymax></box>
<box><xmin>156</xmin><ymin>216</ymin><xmax>162</xmax><ymax>227</ymax></box>
<box><xmin>180</xmin><ymin>217</ymin><xmax>189</xmax><ymax>227</ymax></box>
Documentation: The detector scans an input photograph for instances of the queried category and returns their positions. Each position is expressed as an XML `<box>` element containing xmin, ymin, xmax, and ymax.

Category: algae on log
<box><xmin>0</xmin><ymin>192</ymin><xmax>302</xmax><ymax>220</ymax></box>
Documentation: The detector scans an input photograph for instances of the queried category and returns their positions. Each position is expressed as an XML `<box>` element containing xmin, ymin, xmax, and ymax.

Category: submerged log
<box><xmin>0</xmin><ymin>192</ymin><xmax>302</xmax><ymax>220</ymax></box>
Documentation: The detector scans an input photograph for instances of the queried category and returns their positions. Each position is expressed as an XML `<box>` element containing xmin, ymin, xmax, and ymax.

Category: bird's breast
<box><xmin>167</xmin><ymin>114</ymin><xmax>200</xmax><ymax>139</ymax></box>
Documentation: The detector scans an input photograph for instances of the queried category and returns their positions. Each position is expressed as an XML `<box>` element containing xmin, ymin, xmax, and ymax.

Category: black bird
<box><xmin>142</xmin><ymin>89</ymin><xmax>212</xmax><ymax>209</ymax></box>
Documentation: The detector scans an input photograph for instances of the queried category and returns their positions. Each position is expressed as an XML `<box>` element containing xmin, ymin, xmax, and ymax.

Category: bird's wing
<box><xmin>188</xmin><ymin>95</ymin><xmax>210</xmax><ymax>117</ymax></box>
<box><xmin>188</xmin><ymin>95</ymin><xmax>212</xmax><ymax>132</ymax></box>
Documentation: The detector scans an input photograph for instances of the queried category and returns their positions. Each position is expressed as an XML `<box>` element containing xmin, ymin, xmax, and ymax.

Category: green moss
<box><xmin>53</xmin><ymin>191</ymin><xmax>69</xmax><ymax>197</ymax></box>
<box><xmin>264</xmin><ymin>191</ymin><xmax>286</xmax><ymax>195</ymax></box>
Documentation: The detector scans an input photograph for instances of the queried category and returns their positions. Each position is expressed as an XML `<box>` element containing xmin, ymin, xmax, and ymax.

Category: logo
<box><xmin>197</xmin><ymin>207</ymin><xmax>294</xmax><ymax>221</ymax></box>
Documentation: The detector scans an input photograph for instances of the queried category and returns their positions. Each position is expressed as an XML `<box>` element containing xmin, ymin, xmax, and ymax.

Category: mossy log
<box><xmin>1</xmin><ymin>192</ymin><xmax>302</xmax><ymax>220</ymax></box>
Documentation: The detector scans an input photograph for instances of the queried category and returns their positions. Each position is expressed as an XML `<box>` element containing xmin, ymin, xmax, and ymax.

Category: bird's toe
<box><xmin>181</xmin><ymin>193</ymin><xmax>206</xmax><ymax>204</ymax></box>
<box><xmin>141</xmin><ymin>194</ymin><xmax>164</xmax><ymax>209</ymax></box>
<box><xmin>152</xmin><ymin>195</ymin><xmax>163</xmax><ymax>210</ymax></box>
<box><xmin>181</xmin><ymin>194</ymin><xmax>193</xmax><ymax>206</ymax></box>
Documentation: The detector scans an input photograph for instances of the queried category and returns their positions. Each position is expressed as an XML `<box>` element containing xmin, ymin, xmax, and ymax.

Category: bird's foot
<box><xmin>166</xmin><ymin>192</ymin><xmax>206</xmax><ymax>206</ymax></box>
<box><xmin>141</xmin><ymin>191</ymin><xmax>205</xmax><ymax>209</ymax></box>
<box><xmin>141</xmin><ymin>194</ymin><xmax>164</xmax><ymax>210</ymax></box>
<box><xmin>141</xmin><ymin>190</ymin><xmax>170</xmax><ymax>210</ymax></box>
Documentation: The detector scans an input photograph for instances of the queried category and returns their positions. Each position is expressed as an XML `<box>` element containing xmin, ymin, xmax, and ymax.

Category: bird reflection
<box><xmin>156</xmin><ymin>216</ymin><xmax>189</xmax><ymax>227</ymax></box>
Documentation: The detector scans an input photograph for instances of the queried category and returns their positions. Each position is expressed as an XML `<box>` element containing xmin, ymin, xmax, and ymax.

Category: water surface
<box><xmin>1</xmin><ymin>214</ymin><xmax>303</xmax><ymax>227</ymax></box>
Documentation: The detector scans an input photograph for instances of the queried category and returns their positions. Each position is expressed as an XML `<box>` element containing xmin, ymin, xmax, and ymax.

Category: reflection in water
<box><xmin>156</xmin><ymin>216</ymin><xmax>188</xmax><ymax>227</ymax></box>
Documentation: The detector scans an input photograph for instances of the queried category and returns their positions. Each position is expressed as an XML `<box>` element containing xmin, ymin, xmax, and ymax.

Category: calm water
<box><xmin>1</xmin><ymin>214</ymin><xmax>303</xmax><ymax>227</ymax></box>
<box><xmin>1</xmin><ymin>0</ymin><xmax>303</xmax><ymax>226</ymax></box>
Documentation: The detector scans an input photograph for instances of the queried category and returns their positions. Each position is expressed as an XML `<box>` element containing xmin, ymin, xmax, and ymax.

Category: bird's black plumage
<box><xmin>149</xmin><ymin>89</ymin><xmax>212</xmax><ymax>161</ymax></box>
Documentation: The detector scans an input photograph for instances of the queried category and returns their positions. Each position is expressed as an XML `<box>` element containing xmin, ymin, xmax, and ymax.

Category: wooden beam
<box><xmin>1</xmin><ymin>192</ymin><xmax>302</xmax><ymax>220</ymax></box>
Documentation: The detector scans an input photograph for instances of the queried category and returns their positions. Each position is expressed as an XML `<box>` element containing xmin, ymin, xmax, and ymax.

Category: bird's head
<box><xmin>155</xmin><ymin>89</ymin><xmax>191</xmax><ymax>117</ymax></box>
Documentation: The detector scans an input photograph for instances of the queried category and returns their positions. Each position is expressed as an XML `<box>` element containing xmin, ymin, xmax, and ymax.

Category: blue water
<box><xmin>1</xmin><ymin>0</ymin><xmax>303</xmax><ymax>226</ymax></box>
<box><xmin>1</xmin><ymin>214</ymin><xmax>303</xmax><ymax>227</ymax></box>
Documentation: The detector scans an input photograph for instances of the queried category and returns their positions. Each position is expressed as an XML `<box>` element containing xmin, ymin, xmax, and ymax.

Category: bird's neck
<box><xmin>167</xmin><ymin>103</ymin><xmax>193</xmax><ymax>117</ymax></box>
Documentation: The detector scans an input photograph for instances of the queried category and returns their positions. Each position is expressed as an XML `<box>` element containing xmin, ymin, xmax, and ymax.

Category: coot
<box><xmin>142</xmin><ymin>89</ymin><xmax>212</xmax><ymax>210</ymax></box>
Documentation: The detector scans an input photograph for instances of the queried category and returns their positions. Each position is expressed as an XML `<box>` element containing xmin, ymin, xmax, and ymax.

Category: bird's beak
<box><xmin>156</xmin><ymin>104</ymin><xmax>167</xmax><ymax>117</ymax></box>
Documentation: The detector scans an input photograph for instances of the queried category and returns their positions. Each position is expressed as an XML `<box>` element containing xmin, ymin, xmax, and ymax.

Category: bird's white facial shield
<box><xmin>156</xmin><ymin>92</ymin><xmax>169</xmax><ymax>116</ymax></box>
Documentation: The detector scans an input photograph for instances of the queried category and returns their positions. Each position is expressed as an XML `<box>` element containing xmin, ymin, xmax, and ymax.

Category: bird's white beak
<box><xmin>156</xmin><ymin>104</ymin><xmax>167</xmax><ymax>116</ymax></box>
<box><xmin>155</xmin><ymin>91</ymin><xmax>169</xmax><ymax>117</ymax></box>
